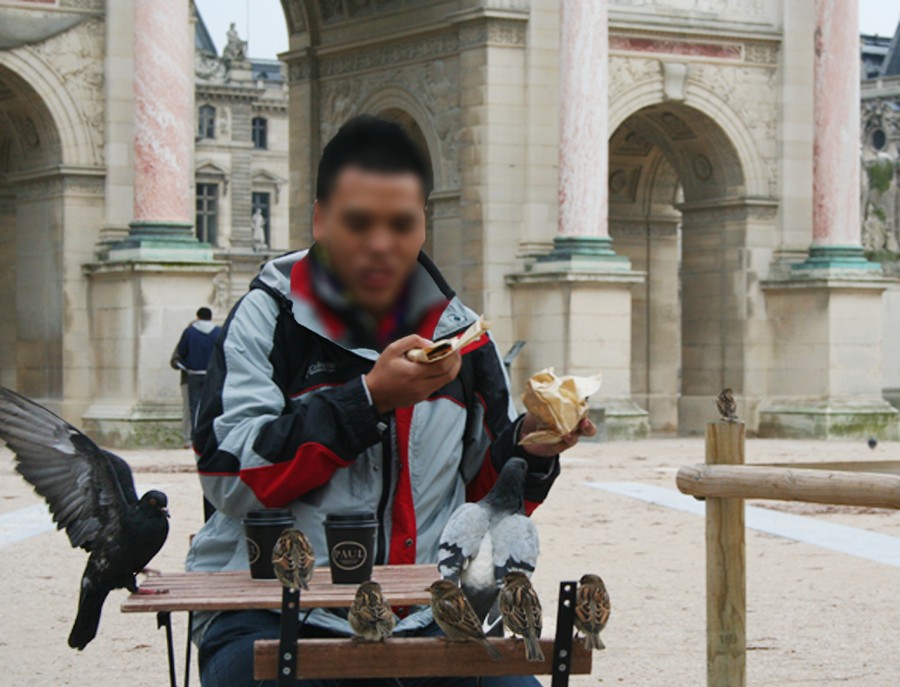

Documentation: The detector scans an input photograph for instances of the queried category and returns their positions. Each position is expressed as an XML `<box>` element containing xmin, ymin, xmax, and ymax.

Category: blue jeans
<box><xmin>199</xmin><ymin>610</ymin><xmax>542</xmax><ymax>687</ymax></box>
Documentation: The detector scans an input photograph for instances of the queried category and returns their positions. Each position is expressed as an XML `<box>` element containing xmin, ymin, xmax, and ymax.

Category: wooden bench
<box><xmin>123</xmin><ymin>566</ymin><xmax>592</xmax><ymax>687</ymax></box>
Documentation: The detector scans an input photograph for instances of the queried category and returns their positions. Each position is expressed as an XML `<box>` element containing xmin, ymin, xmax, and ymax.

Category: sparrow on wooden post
<box><xmin>272</xmin><ymin>528</ymin><xmax>315</xmax><ymax>591</ymax></box>
<box><xmin>716</xmin><ymin>388</ymin><xmax>738</xmax><ymax>423</ymax></box>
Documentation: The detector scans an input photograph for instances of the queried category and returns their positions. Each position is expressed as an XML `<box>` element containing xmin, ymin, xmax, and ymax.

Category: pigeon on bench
<box><xmin>438</xmin><ymin>457</ymin><xmax>539</xmax><ymax>630</ymax></box>
<box><xmin>0</xmin><ymin>387</ymin><xmax>170</xmax><ymax>650</ymax></box>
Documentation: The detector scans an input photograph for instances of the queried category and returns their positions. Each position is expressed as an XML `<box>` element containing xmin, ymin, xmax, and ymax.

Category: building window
<box><xmin>252</xmin><ymin>191</ymin><xmax>271</xmax><ymax>246</ymax></box>
<box><xmin>252</xmin><ymin>116</ymin><xmax>268</xmax><ymax>149</ymax></box>
<box><xmin>196</xmin><ymin>183</ymin><xmax>219</xmax><ymax>245</ymax></box>
<box><xmin>198</xmin><ymin>105</ymin><xmax>216</xmax><ymax>139</ymax></box>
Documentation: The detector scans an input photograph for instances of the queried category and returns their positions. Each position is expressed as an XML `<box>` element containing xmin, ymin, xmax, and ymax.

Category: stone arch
<box><xmin>609</xmin><ymin>78</ymin><xmax>769</xmax><ymax>199</ymax></box>
<box><xmin>358</xmin><ymin>87</ymin><xmax>446</xmax><ymax>191</ymax></box>
<box><xmin>0</xmin><ymin>57</ymin><xmax>76</xmax><ymax>399</ymax></box>
<box><xmin>610</xmin><ymin>99</ymin><xmax>764</xmax><ymax>434</ymax></box>
<box><xmin>0</xmin><ymin>50</ymin><xmax>98</xmax><ymax>168</ymax></box>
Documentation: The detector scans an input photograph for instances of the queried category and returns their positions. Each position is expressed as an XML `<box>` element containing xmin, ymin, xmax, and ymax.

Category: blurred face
<box><xmin>313</xmin><ymin>166</ymin><xmax>426</xmax><ymax>317</ymax></box>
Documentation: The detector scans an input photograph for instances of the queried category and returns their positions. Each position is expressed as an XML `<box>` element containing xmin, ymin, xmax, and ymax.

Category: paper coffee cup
<box><xmin>324</xmin><ymin>512</ymin><xmax>378</xmax><ymax>584</ymax></box>
<box><xmin>242</xmin><ymin>508</ymin><xmax>294</xmax><ymax>579</ymax></box>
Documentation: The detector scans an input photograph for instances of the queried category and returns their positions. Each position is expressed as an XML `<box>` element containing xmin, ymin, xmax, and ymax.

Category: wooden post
<box><xmin>705</xmin><ymin>421</ymin><xmax>746</xmax><ymax>687</ymax></box>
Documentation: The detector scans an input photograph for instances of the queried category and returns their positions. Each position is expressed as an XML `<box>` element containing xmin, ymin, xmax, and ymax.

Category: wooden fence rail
<box><xmin>676</xmin><ymin>420</ymin><xmax>900</xmax><ymax>687</ymax></box>
<box><xmin>677</xmin><ymin>464</ymin><xmax>900</xmax><ymax>509</ymax></box>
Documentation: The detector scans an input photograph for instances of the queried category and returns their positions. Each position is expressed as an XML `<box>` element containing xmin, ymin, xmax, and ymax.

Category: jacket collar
<box><xmin>251</xmin><ymin>249</ymin><xmax>477</xmax><ymax>361</ymax></box>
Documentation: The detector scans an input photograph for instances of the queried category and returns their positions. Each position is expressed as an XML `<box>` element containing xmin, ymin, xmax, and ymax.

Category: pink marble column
<box><xmin>132</xmin><ymin>0</ymin><xmax>193</xmax><ymax>226</ymax></box>
<box><xmin>811</xmin><ymin>0</ymin><xmax>860</xmax><ymax>247</ymax></box>
<box><xmin>557</xmin><ymin>0</ymin><xmax>608</xmax><ymax>242</ymax></box>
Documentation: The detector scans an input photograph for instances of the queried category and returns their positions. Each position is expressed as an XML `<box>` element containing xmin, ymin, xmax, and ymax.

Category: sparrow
<box><xmin>427</xmin><ymin>580</ymin><xmax>502</xmax><ymax>661</ymax></box>
<box><xmin>574</xmin><ymin>574</ymin><xmax>611</xmax><ymax>651</ymax></box>
<box><xmin>438</xmin><ymin>457</ymin><xmax>539</xmax><ymax>625</ymax></box>
<box><xmin>348</xmin><ymin>580</ymin><xmax>396</xmax><ymax>641</ymax></box>
<box><xmin>272</xmin><ymin>528</ymin><xmax>315</xmax><ymax>591</ymax></box>
<box><xmin>716</xmin><ymin>388</ymin><xmax>738</xmax><ymax>423</ymax></box>
<box><xmin>499</xmin><ymin>572</ymin><xmax>544</xmax><ymax>662</ymax></box>
<box><xmin>0</xmin><ymin>387</ymin><xmax>170</xmax><ymax>650</ymax></box>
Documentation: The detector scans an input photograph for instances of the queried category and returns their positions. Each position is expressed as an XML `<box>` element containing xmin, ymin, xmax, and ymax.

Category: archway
<box><xmin>0</xmin><ymin>65</ymin><xmax>65</xmax><ymax>398</ymax></box>
<box><xmin>609</xmin><ymin>102</ymin><xmax>748</xmax><ymax>434</ymax></box>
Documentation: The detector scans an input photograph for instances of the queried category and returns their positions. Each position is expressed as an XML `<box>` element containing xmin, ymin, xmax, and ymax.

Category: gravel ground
<box><xmin>1</xmin><ymin>438</ymin><xmax>898</xmax><ymax>686</ymax></box>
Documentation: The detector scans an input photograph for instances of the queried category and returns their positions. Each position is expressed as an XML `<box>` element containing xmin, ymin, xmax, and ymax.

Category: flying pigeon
<box><xmin>438</xmin><ymin>457</ymin><xmax>539</xmax><ymax>625</ymax></box>
<box><xmin>0</xmin><ymin>387</ymin><xmax>170</xmax><ymax>650</ymax></box>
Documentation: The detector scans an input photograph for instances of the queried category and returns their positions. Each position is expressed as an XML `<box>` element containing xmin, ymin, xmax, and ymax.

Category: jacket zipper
<box><xmin>374</xmin><ymin>416</ymin><xmax>393</xmax><ymax>565</ymax></box>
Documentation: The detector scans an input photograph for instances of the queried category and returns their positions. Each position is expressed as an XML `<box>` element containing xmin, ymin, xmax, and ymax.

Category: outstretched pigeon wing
<box><xmin>0</xmin><ymin>387</ymin><xmax>133</xmax><ymax>551</ymax></box>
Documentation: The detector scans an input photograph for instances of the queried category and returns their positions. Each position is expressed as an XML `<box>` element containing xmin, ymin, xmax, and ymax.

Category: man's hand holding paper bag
<box><xmin>517</xmin><ymin>368</ymin><xmax>601</xmax><ymax>457</ymax></box>
<box><xmin>402</xmin><ymin>321</ymin><xmax>598</xmax><ymax>457</ymax></box>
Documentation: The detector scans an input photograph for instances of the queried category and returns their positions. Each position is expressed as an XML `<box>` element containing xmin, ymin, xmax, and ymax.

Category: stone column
<box><xmin>508</xmin><ymin>0</ymin><xmax>647</xmax><ymax>439</ymax></box>
<box><xmin>132</xmin><ymin>0</ymin><xmax>192</xmax><ymax>227</ymax></box>
<box><xmin>107</xmin><ymin>0</ymin><xmax>210</xmax><ymax>259</ymax></box>
<box><xmin>549</xmin><ymin>0</ymin><xmax>626</xmax><ymax>264</ymax></box>
<box><xmin>798</xmin><ymin>0</ymin><xmax>874</xmax><ymax>268</ymax></box>
<box><xmin>84</xmin><ymin>0</ymin><xmax>224</xmax><ymax>446</ymax></box>
<box><xmin>757</xmin><ymin>0</ymin><xmax>895</xmax><ymax>439</ymax></box>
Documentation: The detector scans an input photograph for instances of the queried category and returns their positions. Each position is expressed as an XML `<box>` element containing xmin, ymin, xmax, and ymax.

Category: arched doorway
<box><xmin>0</xmin><ymin>65</ymin><xmax>65</xmax><ymax>399</ymax></box>
<box><xmin>609</xmin><ymin>102</ymin><xmax>750</xmax><ymax>434</ymax></box>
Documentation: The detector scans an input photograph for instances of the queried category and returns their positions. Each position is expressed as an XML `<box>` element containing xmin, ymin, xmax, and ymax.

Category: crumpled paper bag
<box><xmin>406</xmin><ymin>315</ymin><xmax>490</xmax><ymax>363</ymax></box>
<box><xmin>519</xmin><ymin>368</ymin><xmax>602</xmax><ymax>445</ymax></box>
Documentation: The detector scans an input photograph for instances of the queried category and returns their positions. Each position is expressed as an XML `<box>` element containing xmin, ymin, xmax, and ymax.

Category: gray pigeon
<box><xmin>438</xmin><ymin>457</ymin><xmax>539</xmax><ymax>625</ymax></box>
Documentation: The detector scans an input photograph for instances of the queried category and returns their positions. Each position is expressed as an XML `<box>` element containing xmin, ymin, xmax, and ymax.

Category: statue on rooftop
<box><xmin>222</xmin><ymin>22</ymin><xmax>248</xmax><ymax>64</ymax></box>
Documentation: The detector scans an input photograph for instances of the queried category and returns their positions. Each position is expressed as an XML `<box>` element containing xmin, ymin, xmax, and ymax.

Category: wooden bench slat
<box><xmin>253</xmin><ymin>638</ymin><xmax>592</xmax><ymax>680</ymax></box>
<box><xmin>121</xmin><ymin>565</ymin><xmax>439</xmax><ymax>613</ymax></box>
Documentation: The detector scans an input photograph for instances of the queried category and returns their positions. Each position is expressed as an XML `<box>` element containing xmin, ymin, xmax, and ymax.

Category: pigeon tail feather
<box><xmin>68</xmin><ymin>578</ymin><xmax>110</xmax><ymax>650</ymax></box>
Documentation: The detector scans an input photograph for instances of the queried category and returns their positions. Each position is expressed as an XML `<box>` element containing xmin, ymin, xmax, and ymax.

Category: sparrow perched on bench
<box><xmin>574</xmin><ymin>574</ymin><xmax>611</xmax><ymax>651</ymax></box>
<box><xmin>0</xmin><ymin>387</ymin><xmax>170</xmax><ymax>650</ymax></box>
<box><xmin>438</xmin><ymin>457</ymin><xmax>539</xmax><ymax>626</ymax></box>
<box><xmin>427</xmin><ymin>580</ymin><xmax>502</xmax><ymax>661</ymax></box>
<box><xmin>348</xmin><ymin>580</ymin><xmax>396</xmax><ymax>641</ymax></box>
<box><xmin>272</xmin><ymin>528</ymin><xmax>315</xmax><ymax>591</ymax></box>
<box><xmin>499</xmin><ymin>572</ymin><xmax>544</xmax><ymax>662</ymax></box>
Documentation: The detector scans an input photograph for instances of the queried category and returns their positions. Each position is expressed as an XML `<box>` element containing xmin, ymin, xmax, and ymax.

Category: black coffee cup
<box><xmin>243</xmin><ymin>508</ymin><xmax>294</xmax><ymax>579</ymax></box>
<box><xmin>324</xmin><ymin>512</ymin><xmax>378</xmax><ymax>584</ymax></box>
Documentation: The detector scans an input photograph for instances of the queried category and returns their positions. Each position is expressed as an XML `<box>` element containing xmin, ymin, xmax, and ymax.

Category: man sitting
<box><xmin>187</xmin><ymin>115</ymin><xmax>595</xmax><ymax>687</ymax></box>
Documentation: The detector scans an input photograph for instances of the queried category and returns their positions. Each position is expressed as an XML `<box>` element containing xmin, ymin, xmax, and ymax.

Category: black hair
<box><xmin>316</xmin><ymin>114</ymin><xmax>433</xmax><ymax>202</ymax></box>
<box><xmin>197</xmin><ymin>307</ymin><xmax>212</xmax><ymax>320</ymax></box>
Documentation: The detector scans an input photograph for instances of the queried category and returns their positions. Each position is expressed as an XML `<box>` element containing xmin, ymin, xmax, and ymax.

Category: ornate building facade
<box><xmin>861</xmin><ymin>24</ymin><xmax>900</xmax><ymax>408</ymax></box>
<box><xmin>0</xmin><ymin>0</ymin><xmax>897</xmax><ymax>445</ymax></box>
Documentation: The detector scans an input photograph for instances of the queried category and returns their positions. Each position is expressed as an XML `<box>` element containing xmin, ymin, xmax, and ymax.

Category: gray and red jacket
<box><xmin>185</xmin><ymin>249</ymin><xmax>560</xmax><ymax>637</ymax></box>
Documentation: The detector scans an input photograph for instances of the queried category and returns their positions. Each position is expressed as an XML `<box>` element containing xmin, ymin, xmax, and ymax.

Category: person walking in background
<box><xmin>171</xmin><ymin>307</ymin><xmax>222</xmax><ymax>442</ymax></box>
